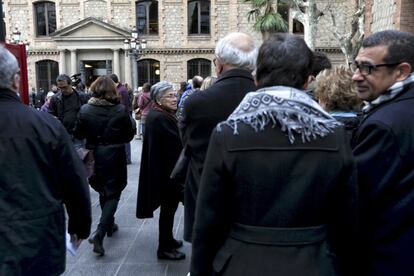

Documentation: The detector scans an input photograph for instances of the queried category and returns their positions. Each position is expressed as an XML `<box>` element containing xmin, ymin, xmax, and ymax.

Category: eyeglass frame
<box><xmin>349</xmin><ymin>61</ymin><xmax>400</xmax><ymax>76</ymax></box>
<box><xmin>162</xmin><ymin>93</ymin><xmax>178</xmax><ymax>99</ymax></box>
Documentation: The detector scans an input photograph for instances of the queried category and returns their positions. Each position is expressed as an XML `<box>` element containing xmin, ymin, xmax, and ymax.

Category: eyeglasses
<box><xmin>349</xmin><ymin>61</ymin><xmax>400</xmax><ymax>76</ymax></box>
<box><xmin>163</xmin><ymin>93</ymin><xmax>178</xmax><ymax>99</ymax></box>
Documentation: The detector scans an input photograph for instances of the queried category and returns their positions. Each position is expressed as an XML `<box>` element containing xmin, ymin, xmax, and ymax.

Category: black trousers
<box><xmin>98</xmin><ymin>192</ymin><xmax>121</xmax><ymax>232</ymax></box>
<box><xmin>158</xmin><ymin>190</ymin><xmax>180</xmax><ymax>251</ymax></box>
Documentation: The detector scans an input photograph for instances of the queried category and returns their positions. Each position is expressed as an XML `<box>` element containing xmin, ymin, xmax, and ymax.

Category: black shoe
<box><xmin>88</xmin><ymin>232</ymin><xmax>105</xmax><ymax>256</ymax></box>
<box><xmin>107</xmin><ymin>223</ymin><xmax>118</xmax><ymax>237</ymax></box>
<box><xmin>172</xmin><ymin>239</ymin><xmax>183</xmax><ymax>249</ymax></box>
<box><xmin>157</xmin><ymin>249</ymin><xmax>186</xmax><ymax>260</ymax></box>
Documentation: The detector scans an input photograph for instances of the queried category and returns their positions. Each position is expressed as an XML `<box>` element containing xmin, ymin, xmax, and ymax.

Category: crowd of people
<box><xmin>1</xmin><ymin>28</ymin><xmax>414</xmax><ymax>276</ymax></box>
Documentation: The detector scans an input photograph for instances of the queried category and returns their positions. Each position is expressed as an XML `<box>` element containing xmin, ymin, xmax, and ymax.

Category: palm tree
<box><xmin>245</xmin><ymin>0</ymin><xmax>288</xmax><ymax>41</ymax></box>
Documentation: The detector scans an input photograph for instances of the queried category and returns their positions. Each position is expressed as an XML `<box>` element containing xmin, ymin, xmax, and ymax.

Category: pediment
<box><xmin>51</xmin><ymin>17</ymin><xmax>130</xmax><ymax>41</ymax></box>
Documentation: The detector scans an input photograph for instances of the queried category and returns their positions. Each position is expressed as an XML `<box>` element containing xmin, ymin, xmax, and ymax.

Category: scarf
<box><xmin>363</xmin><ymin>72</ymin><xmax>414</xmax><ymax>114</ymax></box>
<box><xmin>217</xmin><ymin>86</ymin><xmax>342</xmax><ymax>144</ymax></box>
<box><xmin>152</xmin><ymin>104</ymin><xmax>178</xmax><ymax>123</ymax></box>
<box><xmin>88</xmin><ymin>97</ymin><xmax>116</xmax><ymax>106</ymax></box>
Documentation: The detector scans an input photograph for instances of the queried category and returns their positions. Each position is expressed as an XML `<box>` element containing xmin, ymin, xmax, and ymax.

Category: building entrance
<box><xmin>81</xmin><ymin>60</ymin><xmax>112</xmax><ymax>88</ymax></box>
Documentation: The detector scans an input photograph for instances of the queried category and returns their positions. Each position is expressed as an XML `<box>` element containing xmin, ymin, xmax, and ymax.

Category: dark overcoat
<box><xmin>0</xmin><ymin>89</ymin><xmax>91</xmax><ymax>275</ymax></box>
<box><xmin>136</xmin><ymin>109</ymin><xmax>183</xmax><ymax>218</ymax></box>
<box><xmin>190</xmin><ymin>123</ymin><xmax>359</xmax><ymax>276</ymax></box>
<box><xmin>352</xmin><ymin>83</ymin><xmax>414</xmax><ymax>275</ymax></box>
<box><xmin>180</xmin><ymin>68</ymin><xmax>255</xmax><ymax>241</ymax></box>
<box><xmin>74</xmin><ymin>102</ymin><xmax>135</xmax><ymax>197</ymax></box>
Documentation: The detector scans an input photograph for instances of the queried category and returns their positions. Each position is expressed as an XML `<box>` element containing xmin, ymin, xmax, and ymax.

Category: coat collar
<box><xmin>0</xmin><ymin>88</ymin><xmax>21</xmax><ymax>103</ymax></box>
<box><xmin>216</xmin><ymin>68</ymin><xmax>253</xmax><ymax>84</ymax></box>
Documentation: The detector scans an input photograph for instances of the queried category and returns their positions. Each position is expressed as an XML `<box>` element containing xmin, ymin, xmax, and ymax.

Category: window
<box><xmin>187</xmin><ymin>59</ymin><xmax>211</xmax><ymax>79</ymax></box>
<box><xmin>34</xmin><ymin>1</ymin><xmax>56</xmax><ymax>37</ymax></box>
<box><xmin>137</xmin><ymin>59</ymin><xmax>160</xmax><ymax>87</ymax></box>
<box><xmin>36</xmin><ymin>60</ymin><xmax>59</xmax><ymax>92</ymax></box>
<box><xmin>136</xmin><ymin>1</ymin><xmax>158</xmax><ymax>35</ymax></box>
<box><xmin>293</xmin><ymin>19</ymin><xmax>304</xmax><ymax>34</ymax></box>
<box><xmin>188</xmin><ymin>0</ymin><xmax>210</xmax><ymax>35</ymax></box>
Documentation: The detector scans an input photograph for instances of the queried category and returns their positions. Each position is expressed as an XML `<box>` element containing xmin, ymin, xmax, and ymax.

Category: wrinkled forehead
<box><xmin>356</xmin><ymin>45</ymin><xmax>389</xmax><ymax>64</ymax></box>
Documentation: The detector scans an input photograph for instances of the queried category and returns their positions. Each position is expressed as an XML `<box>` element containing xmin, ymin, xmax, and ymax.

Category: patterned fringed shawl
<box><xmin>217</xmin><ymin>86</ymin><xmax>342</xmax><ymax>144</ymax></box>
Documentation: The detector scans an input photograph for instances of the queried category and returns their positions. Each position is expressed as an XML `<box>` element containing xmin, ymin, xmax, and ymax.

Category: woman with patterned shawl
<box><xmin>190</xmin><ymin>33</ymin><xmax>359</xmax><ymax>276</ymax></box>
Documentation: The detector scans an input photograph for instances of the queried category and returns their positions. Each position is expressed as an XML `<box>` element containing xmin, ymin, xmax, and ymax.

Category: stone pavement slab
<box><xmin>63</xmin><ymin>138</ymin><xmax>191</xmax><ymax>276</ymax></box>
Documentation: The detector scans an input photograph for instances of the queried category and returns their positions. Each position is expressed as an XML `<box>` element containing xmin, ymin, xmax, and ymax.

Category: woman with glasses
<box><xmin>136</xmin><ymin>81</ymin><xmax>185</xmax><ymax>260</ymax></box>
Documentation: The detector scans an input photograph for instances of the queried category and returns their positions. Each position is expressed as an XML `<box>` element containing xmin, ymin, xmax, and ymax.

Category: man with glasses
<box><xmin>49</xmin><ymin>74</ymin><xmax>89</xmax><ymax>142</ymax></box>
<box><xmin>350</xmin><ymin>30</ymin><xmax>414</xmax><ymax>275</ymax></box>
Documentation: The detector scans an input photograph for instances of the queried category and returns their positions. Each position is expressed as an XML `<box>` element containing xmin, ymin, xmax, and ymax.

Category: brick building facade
<box><xmin>3</xmin><ymin>0</ymin><xmax>357</xmax><ymax>91</ymax></box>
<box><xmin>366</xmin><ymin>0</ymin><xmax>414</xmax><ymax>35</ymax></box>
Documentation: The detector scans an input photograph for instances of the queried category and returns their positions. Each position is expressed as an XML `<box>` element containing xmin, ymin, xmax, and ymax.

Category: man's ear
<box><xmin>396</xmin><ymin>62</ymin><xmax>412</xmax><ymax>82</ymax></box>
<box><xmin>11</xmin><ymin>73</ymin><xmax>20</xmax><ymax>92</ymax></box>
<box><xmin>303</xmin><ymin>75</ymin><xmax>315</xmax><ymax>91</ymax></box>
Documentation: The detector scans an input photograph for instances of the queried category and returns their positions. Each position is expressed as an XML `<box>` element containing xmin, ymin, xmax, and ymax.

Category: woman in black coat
<box><xmin>74</xmin><ymin>76</ymin><xmax>135</xmax><ymax>256</ymax></box>
<box><xmin>190</xmin><ymin>34</ymin><xmax>359</xmax><ymax>276</ymax></box>
<box><xmin>136</xmin><ymin>81</ymin><xmax>185</xmax><ymax>260</ymax></box>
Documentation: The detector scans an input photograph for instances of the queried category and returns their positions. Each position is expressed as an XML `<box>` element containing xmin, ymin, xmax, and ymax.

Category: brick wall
<box><xmin>399</xmin><ymin>0</ymin><xmax>414</xmax><ymax>33</ymax></box>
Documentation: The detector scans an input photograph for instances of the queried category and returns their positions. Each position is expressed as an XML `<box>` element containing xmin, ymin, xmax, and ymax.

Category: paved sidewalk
<box><xmin>63</xmin><ymin>138</ymin><xmax>191</xmax><ymax>276</ymax></box>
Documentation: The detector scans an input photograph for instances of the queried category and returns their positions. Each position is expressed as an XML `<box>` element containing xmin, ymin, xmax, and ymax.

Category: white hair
<box><xmin>215</xmin><ymin>32</ymin><xmax>258</xmax><ymax>71</ymax></box>
<box><xmin>0</xmin><ymin>46</ymin><xmax>19</xmax><ymax>89</ymax></box>
<box><xmin>150</xmin><ymin>81</ymin><xmax>174</xmax><ymax>102</ymax></box>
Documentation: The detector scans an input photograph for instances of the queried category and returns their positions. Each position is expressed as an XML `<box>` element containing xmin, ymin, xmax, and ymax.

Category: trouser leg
<box><xmin>98</xmin><ymin>193</ymin><xmax>120</xmax><ymax>233</ymax></box>
<box><xmin>158</xmin><ymin>196</ymin><xmax>179</xmax><ymax>251</ymax></box>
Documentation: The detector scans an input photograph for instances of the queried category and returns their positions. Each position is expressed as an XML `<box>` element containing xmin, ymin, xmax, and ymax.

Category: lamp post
<box><xmin>8</xmin><ymin>27</ymin><xmax>30</xmax><ymax>51</ymax></box>
<box><xmin>124</xmin><ymin>28</ymin><xmax>147</xmax><ymax>90</ymax></box>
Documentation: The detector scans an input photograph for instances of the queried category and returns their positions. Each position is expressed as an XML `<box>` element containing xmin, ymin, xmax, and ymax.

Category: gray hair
<box><xmin>150</xmin><ymin>81</ymin><xmax>174</xmax><ymax>102</ymax></box>
<box><xmin>0</xmin><ymin>46</ymin><xmax>19</xmax><ymax>89</ymax></box>
<box><xmin>215</xmin><ymin>32</ymin><xmax>258</xmax><ymax>71</ymax></box>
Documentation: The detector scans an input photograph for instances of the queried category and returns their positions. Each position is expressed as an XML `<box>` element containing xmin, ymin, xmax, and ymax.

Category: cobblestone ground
<box><xmin>63</xmin><ymin>138</ymin><xmax>191</xmax><ymax>276</ymax></box>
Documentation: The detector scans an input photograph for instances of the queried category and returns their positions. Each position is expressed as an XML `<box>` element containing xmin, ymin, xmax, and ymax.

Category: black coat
<box><xmin>191</xmin><ymin>123</ymin><xmax>359</xmax><ymax>276</ymax></box>
<box><xmin>48</xmin><ymin>89</ymin><xmax>89</xmax><ymax>135</ymax></box>
<box><xmin>136</xmin><ymin>109</ymin><xmax>183</xmax><ymax>218</ymax></box>
<box><xmin>74</xmin><ymin>101</ymin><xmax>135</xmax><ymax>197</ymax></box>
<box><xmin>180</xmin><ymin>68</ymin><xmax>255</xmax><ymax>241</ymax></box>
<box><xmin>352</xmin><ymin>83</ymin><xmax>414</xmax><ymax>275</ymax></box>
<box><xmin>0</xmin><ymin>89</ymin><xmax>91</xmax><ymax>275</ymax></box>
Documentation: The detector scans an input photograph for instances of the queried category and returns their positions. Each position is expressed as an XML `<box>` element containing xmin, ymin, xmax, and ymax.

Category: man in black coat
<box><xmin>180</xmin><ymin>32</ymin><xmax>258</xmax><ymax>242</ymax></box>
<box><xmin>351</xmin><ymin>30</ymin><xmax>414</xmax><ymax>275</ymax></box>
<box><xmin>49</xmin><ymin>73</ymin><xmax>89</xmax><ymax>141</ymax></box>
<box><xmin>0</xmin><ymin>46</ymin><xmax>92</xmax><ymax>275</ymax></box>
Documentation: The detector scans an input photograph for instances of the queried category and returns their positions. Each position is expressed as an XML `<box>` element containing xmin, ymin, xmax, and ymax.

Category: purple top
<box><xmin>117</xmin><ymin>83</ymin><xmax>131</xmax><ymax>112</ymax></box>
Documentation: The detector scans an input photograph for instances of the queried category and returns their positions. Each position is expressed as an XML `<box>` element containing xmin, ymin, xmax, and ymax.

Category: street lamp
<box><xmin>124</xmin><ymin>27</ymin><xmax>147</xmax><ymax>89</ymax></box>
<box><xmin>8</xmin><ymin>27</ymin><xmax>30</xmax><ymax>51</ymax></box>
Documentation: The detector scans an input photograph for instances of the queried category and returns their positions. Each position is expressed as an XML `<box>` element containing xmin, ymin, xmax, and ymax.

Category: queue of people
<box><xmin>2</xmin><ymin>29</ymin><xmax>414</xmax><ymax>276</ymax></box>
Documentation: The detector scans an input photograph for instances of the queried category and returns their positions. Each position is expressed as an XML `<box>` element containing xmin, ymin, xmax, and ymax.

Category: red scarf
<box><xmin>152</xmin><ymin>104</ymin><xmax>178</xmax><ymax>123</ymax></box>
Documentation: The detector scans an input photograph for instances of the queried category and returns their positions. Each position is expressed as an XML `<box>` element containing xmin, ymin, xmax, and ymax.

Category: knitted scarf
<box><xmin>363</xmin><ymin>72</ymin><xmax>414</xmax><ymax>114</ymax></box>
<box><xmin>217</xmin><ymin>86</ymin><xmax>342</xmax><ymax>144</ymax></box>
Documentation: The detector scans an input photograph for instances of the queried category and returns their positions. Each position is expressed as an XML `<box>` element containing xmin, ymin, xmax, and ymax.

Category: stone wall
<box><xmin>4</xmin><ymin>0</ymin><xmax>356</xmax><ymax>89</ymax></box>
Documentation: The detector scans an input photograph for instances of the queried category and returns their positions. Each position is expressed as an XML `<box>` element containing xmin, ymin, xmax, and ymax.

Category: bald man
<box><xmin>180</xmin><ymin>32</ymin><xmax>258</xmax><ymax>242</ymax></box>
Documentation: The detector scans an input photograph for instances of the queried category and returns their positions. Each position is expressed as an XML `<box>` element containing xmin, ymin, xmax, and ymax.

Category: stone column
<box><xmin>132</xmin><ymin>58</ymin><xmax>138</xmax><ymax>90</ymax></box>
<box><xmin>124</xmin><ymin>52</ymin><xmax>132</xmax><ymax>88</ymax></box>
<box><xmin>113</xmin><ymin>49</ymin><xmax>120</xmax><ymax>79</ymax></box>
<box><xmin>70</xmin><ymin>49</ymin><xmax>77</xmax><ymax>76</ymax></box>
<box><xmin>59</xmin><ymin>50</ymin><xmax>66</xmax><ymax>74</ymax></box>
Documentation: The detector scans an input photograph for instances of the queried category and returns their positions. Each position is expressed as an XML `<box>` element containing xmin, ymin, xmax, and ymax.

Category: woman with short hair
<box><xmin>136</xmin><ymin>81</ymin><xmax>185</xmax><ymax>260</ymax></box>
<box><xmin>73</xmin><ymin>76</ymin><xmax>135</xmax><ymax>256</ymax></box>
